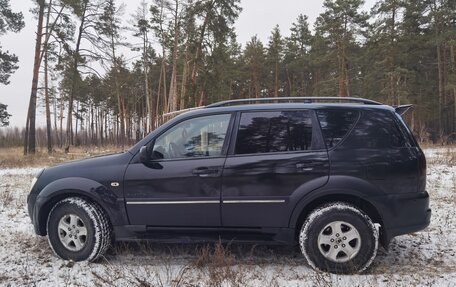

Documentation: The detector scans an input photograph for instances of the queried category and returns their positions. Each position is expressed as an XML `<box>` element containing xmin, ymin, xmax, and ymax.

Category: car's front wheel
<box><xmin>299</xmin><ymin>202</ymin><xmax>378</xmax><ymax>274</ymax></box>
<box><xmin>46</xmin><ymin>197</ymin><xmax>112</xmax><ymax>261</ymax></box>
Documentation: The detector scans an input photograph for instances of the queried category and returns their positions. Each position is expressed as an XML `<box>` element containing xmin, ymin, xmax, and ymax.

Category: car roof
<box><xmin>174</xmin><ymin>103</ymin><xmax>395</xmax><ymax>118</ymax></box>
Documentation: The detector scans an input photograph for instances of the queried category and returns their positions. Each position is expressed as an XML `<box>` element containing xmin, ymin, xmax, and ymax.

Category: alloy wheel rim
<box><xmin>57</xmin><ymin>214</ymin><xmax>88</xmax><ymax>252</ymax></box>
<box><xmin>317</xmin><ymin>221</ymin><xmax>361</xmax><ymax>263</ymax></box>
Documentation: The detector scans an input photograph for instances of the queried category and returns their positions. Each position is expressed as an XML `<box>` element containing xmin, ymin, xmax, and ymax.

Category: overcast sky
<box><xmin>0</xmin><ymin>0</ymin><xmax>375</xmax><ymax>128</ymax></box>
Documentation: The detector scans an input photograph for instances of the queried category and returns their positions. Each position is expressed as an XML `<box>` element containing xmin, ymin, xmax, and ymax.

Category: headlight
<box><xmin>30</xmin><ymin>177</ymin><xmax>38</xmax><ymax>191</ymax></box>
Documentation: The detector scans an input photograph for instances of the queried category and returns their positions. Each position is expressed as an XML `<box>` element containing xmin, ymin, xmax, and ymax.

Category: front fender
<box><xmin>33</xmin><ymin>177</ymin><xmax>128</xmax><ymax>235</ymax></box>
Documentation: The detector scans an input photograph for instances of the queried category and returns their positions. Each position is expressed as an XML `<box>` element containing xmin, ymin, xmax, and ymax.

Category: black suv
<box><xmin>27</xmin><ymin>97</ymin><xmax>431</xmax><ymax>273</ymax></box>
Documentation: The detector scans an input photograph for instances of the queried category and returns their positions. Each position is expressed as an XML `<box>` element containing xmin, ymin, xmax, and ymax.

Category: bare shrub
<box><xmin>92</xmin><ymin>260</ymin><xmax>192</xmax><ymax>287</ymax></box>
<box><xmin>192</xmin><ymin>242</ymin><xmax>248</xmax><ymax>287</ymax></box>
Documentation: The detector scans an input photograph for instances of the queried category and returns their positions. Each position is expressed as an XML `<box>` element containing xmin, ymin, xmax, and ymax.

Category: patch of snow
<box><xmin>0</xmin><ymin>167</ymin><xmax>43</xmax><ymax>176</ymax></box>
<box><xmin>0</xmin><ymin>147</ymin><xmax>455</xmax><ymax>286</ymax></box>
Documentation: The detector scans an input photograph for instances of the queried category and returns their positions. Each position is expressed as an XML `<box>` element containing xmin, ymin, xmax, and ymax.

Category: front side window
<box><xmin>152</xmin><ymin>114</ymin><xmax>231</xmax><ymax>159</ymax></box>
<box><xmin>235</xmin><ymin>110</ymin><xmax>314</xmax><ymax>155</ymax></box>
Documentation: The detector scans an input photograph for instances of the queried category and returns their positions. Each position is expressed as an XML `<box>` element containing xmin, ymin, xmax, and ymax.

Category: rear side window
<box><xmin>235</xmin><ymin>110</ymin><xmax>313</xmax><ymax>155</ymax></box>
<box><xmin>316</xmin><ymin>109</ymin><xmax>359</xmax><ymax>148</ymax></box>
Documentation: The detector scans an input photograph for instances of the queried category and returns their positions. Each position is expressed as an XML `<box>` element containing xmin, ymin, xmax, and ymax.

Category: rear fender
<box><xmin>288</xmin><ymin>175</ymin><xmax>386</xmax><ymax>230</ymax></box>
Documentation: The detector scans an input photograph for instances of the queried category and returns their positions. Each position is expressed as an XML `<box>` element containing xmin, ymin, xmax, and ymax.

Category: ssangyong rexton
<box><xmin>27</xmin><ymin>97</ymin><xmax>431</xmax><ymax>273</ymax></box>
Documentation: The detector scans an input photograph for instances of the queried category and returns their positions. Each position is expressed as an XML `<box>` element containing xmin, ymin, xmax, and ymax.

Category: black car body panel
<box><xmin>124</xmin><ymin>156</ymin><xmax>226</xmax><ymax>226</ymax></box>
<box><xmin>27</xmin><ymin>101</ymin><xmax>431</xmax><ymax>248</ymax></box>
<box><xmin>29</xmin><ymin>152</ymin><xmax>133</xmax><ymax>235</ymax></box>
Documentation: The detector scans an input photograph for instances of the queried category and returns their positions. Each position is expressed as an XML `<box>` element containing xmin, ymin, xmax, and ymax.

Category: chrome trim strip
<box><xmin>126</xmin><ymin>199</ymin><xmax>286</xmax><ymax>205</ymax></box>
<box><xmin>223</xmin><ymin>200</ymin><xmax>286</xmax><ymax>204</ymax></box>
<box><xmin>126</xmin><ymin>200</ymin><xmax>219</xmax><ymax>205</ymax></box>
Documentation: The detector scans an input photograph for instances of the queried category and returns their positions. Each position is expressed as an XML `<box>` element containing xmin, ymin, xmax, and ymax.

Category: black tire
<box><xmin>46</xmin><ymin>197</ymin><xmax>112</xmax><ymax>262</ymax></box>
<box><xmin>299</xmin><ymin>202</ymin><xmax>378</xmax><ymax>274</ymax></box>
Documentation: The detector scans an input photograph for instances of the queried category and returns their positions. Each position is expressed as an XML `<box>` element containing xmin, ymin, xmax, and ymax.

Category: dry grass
<box><xmin>192</xmin><ymin>242</ymin><xmax>246</xmax><ymax>287</ymax></box>
<box><xmin>0</xmin><ymin>184</ymin><xmax>13</xmax><ymax>210</ymax></box>
<box><xmin>425</xmin><ymin>146</ymin><xmax>456</xmax><ymax>167</ymax></box>
<box><xmin>0</xmin><ymin>145</ymin><xmax>124</xmax><ymax>168</ymax></box>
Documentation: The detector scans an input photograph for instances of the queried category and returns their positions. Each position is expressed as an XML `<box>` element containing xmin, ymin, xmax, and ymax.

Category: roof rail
<box><xmin>205</xmin><ymin>97</ymin><xmax>383</xmax><ymax>108</ymax></box>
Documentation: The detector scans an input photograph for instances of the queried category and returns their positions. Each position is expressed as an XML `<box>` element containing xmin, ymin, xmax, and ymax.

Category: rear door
<box><xmin>221</xmin><ymin>110</ymin><xmax>329</xmax><ymax>228</ymax></box>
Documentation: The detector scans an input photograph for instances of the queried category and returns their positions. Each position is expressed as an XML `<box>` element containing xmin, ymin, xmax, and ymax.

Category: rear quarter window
<box><xmin>342</xmin><ymin>110</ymin><xmax>411</xmax><ymax>149</ymax></box>
<box><xmin>316</xmin><ymin>109</ymin><xmax>359</xmax><ymax>149</ymax></box>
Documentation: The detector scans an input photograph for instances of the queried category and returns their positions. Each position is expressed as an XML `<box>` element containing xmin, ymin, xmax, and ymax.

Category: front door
<box><xmin>124</xmin><ymin>113</ymin><xmax>233</xmax><ymax>227</ymax></box>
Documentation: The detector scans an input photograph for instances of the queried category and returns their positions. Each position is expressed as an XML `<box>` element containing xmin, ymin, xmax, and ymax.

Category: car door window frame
<box><xmin>227</xmin><ymin>109</ymin><xmax>326</xmax><ymax>157</ymax></box>
<box><xmin>144</xmin><ymin>112</ymin><xmax>236</xmax><ymax>162</ymax></box>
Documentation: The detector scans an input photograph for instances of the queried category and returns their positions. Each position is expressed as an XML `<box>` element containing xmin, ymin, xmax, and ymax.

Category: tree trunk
<box><xmin>443</xmin><ymin>45</ymin><xmax>448</xmax><ymax>134</ymax></box>
<box><xmin>143</xmin><ymin>31</ymin><xmax>152</xmax><ymax>133</ymax></box>
<box><xmin>75</xmin><ymin>101</ymin><xmax>79</xmax><ymax>144</ymax></box>
<box><xmin>44</xmin><ymin>0</ymin><xmax>52</xmax><ymax>154</ymax></box>
<box><xmin>451</xmin><ymin>45</ymin><xmax>456</xmax><ymax>134</ymax></box>
<box><xmin>344</xmin><ymin>55</ymin><xmax>350</xmax><ymax>97</ymax></box>
<box><xmin>24</xmin><ymin>0</ymin><xmax>45</xmax><ymax>155</ymax></box>
<box><xmin>168</xmin><ymin>0</ymin><xmax>179</xmax><ymax>112</ymax></box>
<box><xmin>274</xmin><ymin>60</ymin><xmax>279</xmax><ymax>97</ymax></box>
<box><xmin>114</xmin><ymin>68</ymin><xmax>125</xmax><ymax>147</ymax></box>
<box><xmin>65</xmin><ymin>0</ymin><xmax>88</xmax><ymax>153</ymax></box>
<box><xmin>53</xmin><ymin>92</ymin><xmax>59</xmax><ymax>146</ymax></box>
<box><xmin>337</xmin><ymin>41</ymin><xmax>344</xmax><ymax>97</ymax></box>
<box><xmin>190</xmin><ymin>2</ymin><xmax>213</xmax><ymax>104</ymax></box>
<box><xmin>437</xmin><ymin>44</ymin><xmax>444</xmax><ymax>137</ymax></box>
<box><xmin>59</xmin><ymin>94</ymin><xmax>64</xmax><ymax>147</ymax></box>
<box><xmin>180</xmin><ymin>48</ymin><xmax>189</xmax><ymax>109</ymax></box>
<box><xmin>391</xmin><ymin>2</ymin><xmax>397</xmax><ymax>105</ymax></box>
<box><xmin>157</xmin><ymin>56</ymin><xmax>167</xmax><ymax>118</ymax></box>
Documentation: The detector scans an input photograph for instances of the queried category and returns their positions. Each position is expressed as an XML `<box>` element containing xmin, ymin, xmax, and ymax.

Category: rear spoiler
<box><xmin>394</xmin><ymin>104</ymin><xmax>413</xmax><ymax>115</ymax></box>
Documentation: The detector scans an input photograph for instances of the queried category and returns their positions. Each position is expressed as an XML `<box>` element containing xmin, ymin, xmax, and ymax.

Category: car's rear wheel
<box><xmin>299</xmin><ymin>202</ymin><xmax>378</xmax><ymax>274</ymax></box>
<box><xmin>46</xmin><ymin>197</ymin><xmax>111</xmax><ymax>261</ymax></box>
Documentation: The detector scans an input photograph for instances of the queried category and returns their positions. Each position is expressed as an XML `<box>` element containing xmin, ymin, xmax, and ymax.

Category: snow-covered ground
<box><xmin>0</xmin><ymin>148</ymin><xmax>455</xmax><ymax>286</ymax></box>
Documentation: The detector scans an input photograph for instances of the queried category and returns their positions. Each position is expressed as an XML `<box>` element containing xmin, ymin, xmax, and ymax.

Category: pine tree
<box><xmin>132</xmin><ymin>0</ymin><xmax>154</xmax><ymax>131</ymax></box>
<box><xmin>96</xmin><ymin>0</ymin><xmax>126</xmax><ymax>146</ymax></box>
<box><xmin>267</xmin><ymin>25</ymin><xmax>284</xmax><ymax>97</ymax></box>
<box><xmin>24</xmin><ymin>0</ymin><xmax>45</xmax><ymax>155</ymax></box>
<box><xmin>315</xmin><ymin>0</ymin><xmax>368</xmax><ymax>97</ymax></box>
<box><xmin>0</xmin><ymin>103</ymin><xmax>10</xmax><ymax>126</ymax></box>
<box><xmin>0</xmin><ymin>0</ymin><xmax>25</xmax><ymax>85</ymax></box>
<box><xmin>243</xmin><ymin>36</ymin><xmax>266</xmax><ymax>98</ymax></box>
<box><xmin>285</xmin><ymin>14</ymin><xmax>313</xmax><ymax>96</ymax></box>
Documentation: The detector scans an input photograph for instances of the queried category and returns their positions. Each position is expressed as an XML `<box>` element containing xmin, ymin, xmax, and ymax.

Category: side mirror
<box><xmin>139</xmin><ymin>146</ymin><xmax>149</xmax><ymax>163</ymax></box>
<box><xmin>139</xmin><ymin>145</ymin><xmax>164</xmax><ymax>163</ymax></box>
<box><xmin>139</xmin><ymin>145</ymin><xmax>164</xmax><ymax>169</ymax></box>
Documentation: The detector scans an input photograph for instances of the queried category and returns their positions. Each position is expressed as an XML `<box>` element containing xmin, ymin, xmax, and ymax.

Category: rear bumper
<box><xmin>377</xmin><ymin>191</ymin><xmax>431</xmax><ymax>246</ymax></box>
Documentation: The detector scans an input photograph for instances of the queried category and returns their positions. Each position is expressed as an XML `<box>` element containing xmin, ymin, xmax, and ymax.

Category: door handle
<box><xmin>296</xmin><ymin>162</ymin><xmax>314</xmax><ymax>172</ymax></box>
<box><xmin>192</xmin><ymin>167</ymin><xmax>220</xmax><ymax>177</ymax></box>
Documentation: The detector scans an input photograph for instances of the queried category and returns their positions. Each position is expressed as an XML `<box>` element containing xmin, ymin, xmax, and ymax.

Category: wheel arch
<box><xmin>291</xmin><ymin>193</ymin><xmax>387</xmax><ymax>247</ymax></box>
<box><xmin>33</xmin><ymin>177</ymin><xmax>123</xmax><ymax>236</ymax></box>
<box><xmin>37</xmin><ymin>190</ymin><xmax>112</xmax><ymax>236</ymax></box>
